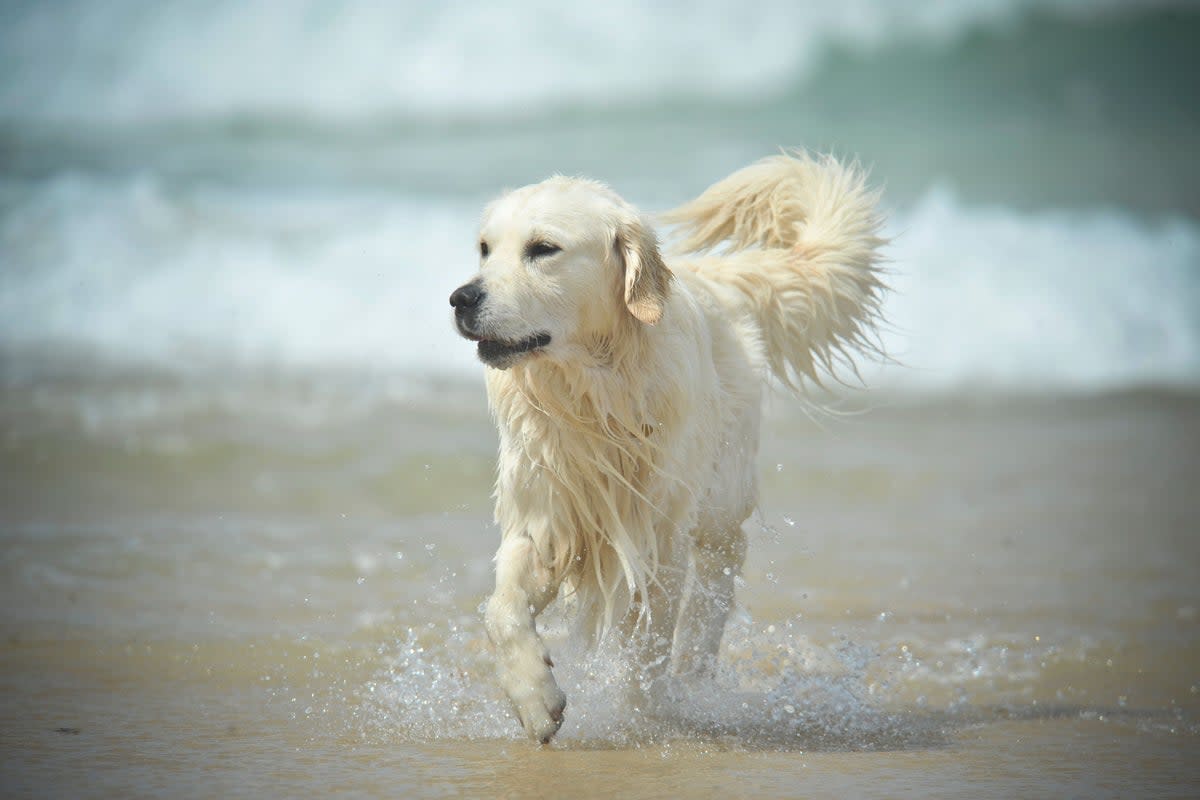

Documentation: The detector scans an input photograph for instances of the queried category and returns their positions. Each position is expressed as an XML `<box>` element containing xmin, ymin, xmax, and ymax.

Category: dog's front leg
<box><xmin>619</xmin><ymin>545</ymin><xmax>686</xmax><ymax>710</ymax></box>
<box><xmin>673</xmin><ymin>526</ymin><xmax>747</xmax><ymax>677</ymax></box>
<box><xmin>484</xmin><ymin>534</ymin><xmax>566</xmax><ymax>743</ymax></box>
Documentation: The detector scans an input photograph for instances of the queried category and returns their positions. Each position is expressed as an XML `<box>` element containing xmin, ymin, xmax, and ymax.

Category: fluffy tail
<box><xmin>661</xmin><ymin>151</ymin><xmax>887</xmax><ymax>392</ymax></box>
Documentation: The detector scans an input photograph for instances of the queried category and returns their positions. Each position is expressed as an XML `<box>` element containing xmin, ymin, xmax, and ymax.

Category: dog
<box><xmin>449</xmin><ymin>151</ymin><xmax>885</xmax><ymax>743</ymax></box>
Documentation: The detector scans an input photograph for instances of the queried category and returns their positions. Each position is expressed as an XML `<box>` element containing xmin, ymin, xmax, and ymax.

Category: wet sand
<box><xmin>1</xmin><ymin>378</ymin><xmax>1198</xmax><ymax>797</ymax></box>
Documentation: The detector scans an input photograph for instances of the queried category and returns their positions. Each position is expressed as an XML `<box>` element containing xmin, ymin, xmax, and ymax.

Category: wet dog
<box><xmin>450</xmin><ymin>152</ymin><xmax>885</xmax><ymax>742</ymax></box>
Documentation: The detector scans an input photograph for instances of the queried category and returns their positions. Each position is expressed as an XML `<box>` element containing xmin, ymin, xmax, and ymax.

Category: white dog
<box><xmin>449</xmin><ymin>151</ymin><xmax>885</xmax><ymax>743</ymax></box>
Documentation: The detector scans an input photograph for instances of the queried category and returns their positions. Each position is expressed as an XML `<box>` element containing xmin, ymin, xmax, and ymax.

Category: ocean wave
<box><xmin>878</xmin><ymin>188</ymin><xmax>1200</xmax><ymax>392</ymax></box>
<box><xmin>0</xmin><ymin>0</ymin><xmax>1163</xmax><ymax>125</ymax></box>
<box><xmin>2</xmin><ymin>173</ymin><xmax>1197</xmax><ymax>394</ymax></box>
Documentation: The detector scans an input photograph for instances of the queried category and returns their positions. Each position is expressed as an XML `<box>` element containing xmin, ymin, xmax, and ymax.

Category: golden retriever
<box><xmin>449</xmin><ymin>151</ymin><xmax>885</xmax><ymax>742</ymax></box>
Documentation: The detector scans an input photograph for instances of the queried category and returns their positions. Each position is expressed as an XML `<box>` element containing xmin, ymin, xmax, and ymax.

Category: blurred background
<box><xmin>1</xmin><ymin>0</ymin><xmax>1197</xmax><ymax>393</ymax></box>
<box><xmin>2</xmin><ymin>3</ymin><xmax>1200</xmax><ymax>795</ymax></box>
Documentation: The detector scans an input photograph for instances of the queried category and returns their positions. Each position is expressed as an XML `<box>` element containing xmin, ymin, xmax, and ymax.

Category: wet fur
<box><xmin>454</xmin><ymin>151</ymin><xmax>886</xmax><ymax>742</ymax></box>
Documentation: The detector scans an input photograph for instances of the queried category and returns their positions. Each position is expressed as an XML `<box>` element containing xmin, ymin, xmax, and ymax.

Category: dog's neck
<box><xmin>482</xmin><ymin>323</ymin><xmax>676</xmax><ymax>460</ymax></box>
<box><xmin>486</xmin><ymin>321</ymin><xmax>662</xmax><ymax>434</ymax></box>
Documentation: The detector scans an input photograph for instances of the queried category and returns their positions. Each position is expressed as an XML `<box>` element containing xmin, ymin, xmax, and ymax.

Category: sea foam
<box><xmin>2</xmin><ymin>173</ymin><xmax>1197</xmax><ymax>394</ymax></box>
<box><xmin>0</xmin><ymin>0</ymin><xmax>1149</xmax><ymax>125</ymax></box>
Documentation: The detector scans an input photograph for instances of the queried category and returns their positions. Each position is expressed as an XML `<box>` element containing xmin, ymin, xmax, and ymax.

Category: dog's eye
<box><xmin>525</xmin><ymin>241</ymin><xmax>561</xmax><ymax>260</ymax></box>
<box><xmin>480</xmin><ymin>241</ymin><xmax>489</xmax><ymax>259</ymax></box>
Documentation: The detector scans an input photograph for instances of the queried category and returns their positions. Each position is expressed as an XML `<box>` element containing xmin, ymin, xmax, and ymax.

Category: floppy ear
<box><xmin>617</xmin><ymin>215</ymin><xmax>672</xmax><ymax>325</ymax></box>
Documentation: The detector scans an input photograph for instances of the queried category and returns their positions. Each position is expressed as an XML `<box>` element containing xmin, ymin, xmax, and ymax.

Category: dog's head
<box><xmin>450</xmin><ymin>177</ymin><xmax>671</xmax><ymax>369</ymax></box>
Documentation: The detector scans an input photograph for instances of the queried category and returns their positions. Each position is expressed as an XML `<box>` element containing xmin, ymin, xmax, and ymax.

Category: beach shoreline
<box><xmin>2</xmin><ymin>376</ymin><xmax>1197</xmax><ymax>797</ymax></box>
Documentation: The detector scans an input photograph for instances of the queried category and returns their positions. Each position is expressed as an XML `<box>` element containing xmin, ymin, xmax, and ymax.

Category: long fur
<box><xmin>663</xmin><ymin>150</ymin><xmax>888</xmax><ymax>392</ymax></box>
<box><xmin>487</xmin><ymin>306</ymin><xmax>700</xmax><ymax>640</ymax></box>
<box><xmin>484</xmin><ymin>151</ymin><xmax>886</xmax><ymax>641</ymax></box>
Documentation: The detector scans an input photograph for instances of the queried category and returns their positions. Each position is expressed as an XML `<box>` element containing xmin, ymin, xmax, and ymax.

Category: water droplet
<box><xmin>782</xmin><ymin>515</ymin><xmax>796</xmax><ymax>527</ymax></box>
<box><xmin>776</xmin><ymin>463</ymin><xmax>783</xmax><ymax>472</ymax></box>
<box><xmin>356</xmin><ymin>576</ymin><xmax>365</xmax><ymax>585</ymax></box>
<box><xmin>722</xmin><ymin>567</ymin><xmax>732</xmax><ymax>575</ymax></box>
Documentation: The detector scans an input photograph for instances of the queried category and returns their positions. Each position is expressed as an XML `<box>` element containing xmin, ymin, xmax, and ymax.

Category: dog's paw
<box><xmin>510</xmin><ymin>678</ymin><xmax>566</xmax><ymax>744</ymax></box>
<box><xmin>498</xmin><ymin>652</ymin><xmax>566</xmax><ymax>743</ymax></box>
<box><xmin>489</xmin><ymin>610</ymin><xmax>567</xmax><ymax>742</ymax></box>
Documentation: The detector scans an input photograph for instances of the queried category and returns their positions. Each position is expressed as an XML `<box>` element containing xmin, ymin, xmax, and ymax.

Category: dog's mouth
<box><xmin>473</xmin><ymin>332</ymin><xmax>552</xmax><ymax>368</ymax></box>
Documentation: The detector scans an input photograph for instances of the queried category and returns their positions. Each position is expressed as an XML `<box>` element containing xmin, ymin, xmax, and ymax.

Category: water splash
<box><xmin>358</xmin><ymin>610</ymin><xmax>955</xmax><ymax>751</ymax></box>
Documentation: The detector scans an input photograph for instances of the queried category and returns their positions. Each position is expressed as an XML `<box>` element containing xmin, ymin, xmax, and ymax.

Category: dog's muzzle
<box><xmin>450</xmin><ymin>280</ymin><xmax>551</xmax><ymax>369</ymax></box>
<box><xmin>449</xmin><ymin>280</ymin><xmax>486</xmax><ymax>334</ymax></box>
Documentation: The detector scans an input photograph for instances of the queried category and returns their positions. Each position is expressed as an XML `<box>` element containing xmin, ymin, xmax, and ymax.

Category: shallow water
<box><xmin>3</xmin><ymin>2</ymin><xmax>1200</xmax><ymax>795</ymax></box>
<box><xmin>2</xmin><ymin>376</ymin><xmax>1197</xmax><ymax>797</ymax></box>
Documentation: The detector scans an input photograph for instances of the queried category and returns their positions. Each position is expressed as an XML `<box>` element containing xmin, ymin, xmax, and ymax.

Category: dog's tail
<box><xmin>661</xmin><ymin>150</ymin><xmax>887</xmax><ymax>392</ymax></box>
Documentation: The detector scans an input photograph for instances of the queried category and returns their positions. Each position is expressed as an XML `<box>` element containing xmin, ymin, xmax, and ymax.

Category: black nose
<box><xmin>450</xmin><ymin>282</ymin><xmax>485</xmax><ymax>310</ymax></box>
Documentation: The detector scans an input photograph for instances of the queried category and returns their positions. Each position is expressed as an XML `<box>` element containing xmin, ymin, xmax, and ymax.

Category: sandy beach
<box><xmin>2</xmin><ymin>376</ymin><xmax>1197</xmax><ymax>797</ymax></box>
<box><xmin>3</xmin><ymin>1</ymin><xmax>1200</xmax><ymax>796</ymax></box>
